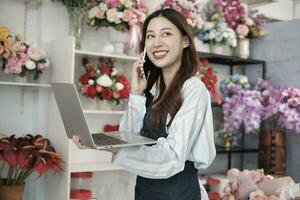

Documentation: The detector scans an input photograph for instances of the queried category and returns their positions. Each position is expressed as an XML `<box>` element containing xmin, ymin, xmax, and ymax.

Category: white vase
<box><xmin>209</xmin><ymin>44</ymin><xmax>224</xmax><ymax>55</ymax></box>
<box><xmin>96</xmin><ymin>100</ymin><xmax>112</xmax><ymax>111</ymax></box>
<box><xmin>235</xmin><ymin>38</ymin><xmax>250</xmax><ymax>58</ymax></box>
<box><xmin>194</xmin><ymin>37</ymin><xmax>210</xmax><ymax>53</ymax></box>
<box><xmin>107</xmin><ymin>27</ymin><xmax>129</xmax><ymax>54</ymax></box>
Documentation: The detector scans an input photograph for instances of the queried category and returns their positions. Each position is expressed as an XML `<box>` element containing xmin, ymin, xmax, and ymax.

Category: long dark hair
<box><xmin>140</xmin><ymin>8</ymin><xmax>202</xmax><ymax>130</ymax></box>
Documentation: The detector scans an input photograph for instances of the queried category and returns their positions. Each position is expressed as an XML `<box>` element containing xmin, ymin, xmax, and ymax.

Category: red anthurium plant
<box><xmin>0</xmin><ymin>134</ymin><xmax>63</xmax><ymax>186</ymax></box>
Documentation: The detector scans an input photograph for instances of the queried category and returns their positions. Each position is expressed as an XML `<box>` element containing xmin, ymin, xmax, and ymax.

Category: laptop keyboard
<box><xmin>92</xmin><ymin>133</ymin><xmax>127</xmax><ymax>146</ymax></box>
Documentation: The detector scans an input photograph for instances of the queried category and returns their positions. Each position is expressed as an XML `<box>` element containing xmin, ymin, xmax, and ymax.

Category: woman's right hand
<box><xmin>131</xmin><ymin>52</ymin><xmax>147</xmax><ymax>95</ymax></box>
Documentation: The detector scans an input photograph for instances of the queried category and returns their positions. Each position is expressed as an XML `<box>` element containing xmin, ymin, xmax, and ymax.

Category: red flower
<box><xmin>119</xmin><ymin>89</ymin><xmax>129</xmax><ymax>99</ymax></box>
<box><xmin>201</xmin><ymin>67</ymin><xmax>222</xmax><ymax>105</ymax></box>
<box><xmin>86</xmin><ymin>86</ymin><xmax>97</xmax><ymax>98</ymax></box>
<box><xmin>102</xmin><ymin>88</ymin><xmax>113</xmax><ymax>100</ymax></box>
<box><xmin>117</xmin><ymin>75</ymin><xmax>130</xmax><ymax>91</ymax></box>
<box><xmin>100</xmin><ymin>66</ymin><xmax>111</xmax><ymax>75</ymax></box>
<box><xmin>79</xmin><ymin>73</ymin><xmax>90</xmax><ymax>85</ymax></box>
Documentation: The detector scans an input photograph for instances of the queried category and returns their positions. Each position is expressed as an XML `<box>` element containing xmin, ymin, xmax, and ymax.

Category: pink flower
<box><xmin>228</xmin><ymin>168</ymin><xmax>240</xmax><ymax>182</ymax></box>
<box><xmin>106</xmin><ymin>0</ymin><xmax>120</xmax><ymax>8</ymax></box>
<box><xmin>122</xmin><ymin>10</ymin><xmax>133</xmax><ymax>22</ymax></box>
<box><xmin>27</xmin><ymin>46</ymin><xmax>45</xmax><ymax>61</ymax></box>
<box><xmin>4</xmin><ymin>55</ymin><xmax>23</xmax><ymax>74</ymax></box>
<box><xmin>236</xmin><ymin>24</ymin><xmax>249</xmax><ymax>38</ymax></box>
<box><xmin>96</xmin><ymin>9</ymin><xmax>105</xmax><ymax>19</ymax></box>
<box><xmin>37</xmin><ymin>63</ymin><xmax>44</xmax><ymax>71</ymax></box>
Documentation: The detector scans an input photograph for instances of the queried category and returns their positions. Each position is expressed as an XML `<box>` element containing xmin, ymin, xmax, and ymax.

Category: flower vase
<box><xmin>96</xmin><ymin>100</ymin><xmax>112</xmax><ymax>111</ymax></box>
<box><xmin>0</xmin><ymin>182</ymin><xmax>25</xmax><ymax>200</ymax></box>
<box><xmin>67</xmin><ymin>7</ymin><xmax>86</xmax><ymax>49</ymax></box>
<box><xmin>209</xmin><ymin>44</ymin><xmax>224</xmax><ymax>55</ymax></box>
<box><xmin>258</xmin><ymin>131</ymin><xmax>286</xmax><ymax>176</ymax></box>
<box><xmin>235</xmin><ymin>38</ymin><xmax>250</xmax><ymax>58</ymax></box>
<box><xmin>107</xmin><ymin>27</ymin><xmax>129</xmax><ymax>55</ymax></box>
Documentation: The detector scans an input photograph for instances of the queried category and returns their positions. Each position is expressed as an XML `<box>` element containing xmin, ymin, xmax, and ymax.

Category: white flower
<box><xmin>96</xmin><ymin>74</ymin><xmax>113</xmax><ymax>87</ymax></box>
<box><xmin>99</xmin><ymin>3</ymin><xmax>107</xmax><ymax>11</ymax></box>
<box><xmin>116</xmin><ymin>82</ymin><xmax>124</xmax><ymax>91</ymax></box>
<box><xmin>240</xmin><ymin>76</ymin><xmax>248</xmax><ymax>84</ymax></box>
<box><xmin>25</xmin><ymin>60</ymin><xmax>36</xmax><ymax>70</ymax></box>
<box><xmin>208</xmin><ymin>32</ymin><xmax>216</xmax><ymax>40</ymax></box>
<box><xmin>88</xmin><ymin>6</ymin><xmax>99</xmax><ymax>19</ymax></box>
<box><xmin>111</xmin><ymin>68</ymin><xmax>119</xmax><ymax>76</ymax></box>
<box><xmin>106</xmin><ymin>8</ymin><xmax>118</xmax><ymax>23</ymax></box>
<box><xmin>223</xmin><ymin>32</ymin><xmax>229</xmax><ymax>38</ymax></box>
<box><xmin>88</xmin><ymin>79</ymin><xmax>95</xmax><ymax>85</ymax></box>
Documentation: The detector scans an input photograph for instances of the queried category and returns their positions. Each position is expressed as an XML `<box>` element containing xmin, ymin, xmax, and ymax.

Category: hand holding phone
<box><xmin>139</xmin><ymin>47</ymin><xmax>147</xmax><ymax>79</ymax></box>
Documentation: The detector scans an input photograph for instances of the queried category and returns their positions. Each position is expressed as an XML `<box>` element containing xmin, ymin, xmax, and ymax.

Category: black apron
<box><xmin>135</xmin><ymin>107</ymin><xmax>201</xmax><ymax>200</ymax></box>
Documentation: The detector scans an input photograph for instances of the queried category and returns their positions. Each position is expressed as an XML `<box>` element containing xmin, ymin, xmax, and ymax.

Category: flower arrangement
<box><xmin>0</xmin><ymin>26</ymin><xmax>49</xmax><ymax>81</ymax></box>
<box><xmin>0</xmin><ymin>134</ymin><xmax>63</xmax><ymax>186</ymax></box>
<box><xmin>256</xmin><ymin>79</ymin><xmax>300</xmax><ymax>133</ymax></box>
<box><xmin>222</xmin><ymin>78</ymin><xmax>300</xmax><ymax>134</ymax></box>
<box><xmin>212</xmin><ymin>0</ymin><xmax>266</xmax><ymax>39</ymax></box>
<box><xmin>158</xmin><ymin>0</ymin><xmax>204</xmax><ymax>35</ymax></box>
<box><xmin>222</xmin><ymin>89</ymin><xmax>263</xmax><ymax>134</ymax></box>
<box><xmin>220</xmin><ymin>74</ymin><xmax>251</xmax><ymax>97</ymax></box>
<box><xmin>87</xmin><ymin>0</ymin><xmax>148</xmax><ymax>32</ymax></box>
<box><xmin>197</xmin><ymin>5</ymin><xmax>237</xmax><ymax>48</ymax></box>
<box><xmin>223</xmin><ymin>168</ymin><xmax>297</xmax><ymax>199</ymax></box>
<box><xmin>200</xmin><ymin>59</ymin><xmax>222</xmax><ymax>105</ymax></box>
<box><xmin>79</xmin><ymin>57</ymin><xmax>130</xmax><ymax>105</ymax></box>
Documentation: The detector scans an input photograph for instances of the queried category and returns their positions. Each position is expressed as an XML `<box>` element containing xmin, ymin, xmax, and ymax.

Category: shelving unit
<box><xmin>0</xmin><ymin>81</ymin><xmax>51</xmax><ymax>88</ymax></box>
<box><xmin>199</xmin><ymin>51</ymin><xmax>266</xmax><ymax>79</ymax></box>
<box><xmin>46</xmin><ymin>36</ymin><xmax>136</xmax><ymax>200</ymax></box>
<box><xmin>200</xmin><ymin>52</ymin><xmax>265</xmax><ymax>170</ymax></box>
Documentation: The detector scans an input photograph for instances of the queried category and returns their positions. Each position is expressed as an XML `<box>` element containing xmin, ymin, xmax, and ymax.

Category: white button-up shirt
<box><xmin>113</xmin><ymin>76</ymin><xmax>216</xmax><ymax>199</ymax></box>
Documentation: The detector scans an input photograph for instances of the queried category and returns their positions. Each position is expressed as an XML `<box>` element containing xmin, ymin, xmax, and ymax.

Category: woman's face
<box><xmin>145</xmin><ymin>16</ymin><xmax>188</xmax><ymax>71</ymax></box>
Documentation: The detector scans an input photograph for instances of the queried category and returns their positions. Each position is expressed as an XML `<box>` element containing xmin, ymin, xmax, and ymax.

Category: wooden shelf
<box><xmin>83</xmin><ymin>110</ymin><xmax>125</xmax><ymax>115</ymax></box>
<box><xmin>75</xmin><ymin>50</ymin><xmax>138</xmax><ymax>61</ymax></box>
<box><xmin>0</xmin><ymin>81</ymin><xmax>51</xmax><ymax>88</ymax></box>
<box><xmin>70</xmin><ymin>162</ymin><xmax>125</xmax><ymax>172</ymax></box>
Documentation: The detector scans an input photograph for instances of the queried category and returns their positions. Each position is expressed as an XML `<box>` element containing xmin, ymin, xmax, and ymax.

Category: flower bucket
<box><xmin>235</xmin><ymin>38</ymin><xmax>250</xmax><ymax>58</ymax></box>
<box><xmin>0</xmin><ymin>182</ymin><xmax>25</xmax><ymax>200</ymax></box>
<box><xmin>258</xmin><ymin>131</ymin><xmax>286</xmax><ymax>176</ymax></box>
<box><xmin>209</xmin><ymin>44</ymin><xmax>224</xmax><ymax>55</ymax></box>
<box><xmin>107</xmin><ymin>27</ymin><xmax>129</xmax><ymax>54</ymax></box>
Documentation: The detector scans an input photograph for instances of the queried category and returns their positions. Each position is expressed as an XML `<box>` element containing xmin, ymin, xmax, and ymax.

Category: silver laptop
<box><xmin>51</xmin><ymin>82</ymin><xmax>156</xmax><ymax>150</ymax></box>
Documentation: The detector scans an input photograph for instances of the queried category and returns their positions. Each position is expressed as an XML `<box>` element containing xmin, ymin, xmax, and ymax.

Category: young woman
<box><xmin>74</xmin><ymin>8</ymin><xmax>216</xmax><ymax>200</ymax></box>
<box><xmin>114</xmin><ymin>8</ymin><xmax>216</xmax><ymax>200</ymax></box>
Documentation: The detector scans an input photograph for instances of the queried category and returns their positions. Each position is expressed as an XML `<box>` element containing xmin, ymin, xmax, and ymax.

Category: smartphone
<box><xmin>140</xmin><ymin>47</ymin><xmax>147</xmax><ymax>80</ymax></box>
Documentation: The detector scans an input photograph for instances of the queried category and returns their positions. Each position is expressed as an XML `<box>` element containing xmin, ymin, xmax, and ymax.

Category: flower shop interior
<box><xmin>1</xmin><ymin>0</ymin><xmax>300</xmax><ymax>200</ymax></box>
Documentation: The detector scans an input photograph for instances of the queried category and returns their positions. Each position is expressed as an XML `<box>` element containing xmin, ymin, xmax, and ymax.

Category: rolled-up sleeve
<box><xmin>114</xmin><ymin>77</ymin><xmax>216</xmax><ymax>179</ymax></box>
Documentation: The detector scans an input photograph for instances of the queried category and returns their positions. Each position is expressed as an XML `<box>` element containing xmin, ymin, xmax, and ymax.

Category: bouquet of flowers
<box><xmin>0</xmin><ymin>134</ymin><xmax>63</xmax><ymax>186</ymax></box>
<box><xmin>158</xmin><ymin>0</ymin><xmax>204</xmax><ymax>35</ymax></box>
<box><xmin>197</xmin><ymin>5</ymin><xmax>237</xmax><ymax>48</ymax></box>
<box><xmin>212</xmin><ymin>0</ymin><xmax>266</xmax><ymax>39</ymax></box>
<box><xmin>223</xmin><ymin>168</ymin><xmax>297</xmax><ymax>200</ymax></box>
<box><xmin>220</xmin><ymin>74</ymin><xmax>251</xmax><ymax>97</ymax></box>
<box><xmin>200</xmin><ymin>59</ymin><xmax>222</xmax><ymax>105</ymax></box>
<box><xmin>0</xmin><ymin>26</ymin><xmax>49</xmax><ymax>81</ymax></box>
<box><xmin>87</xmin><ymin>0</ymin><xmax>148</xmax><ymax>32</ymax></box>
<box><xmin>79</xmin><ymin>57</ymin><xmax>130</xmax><ymax>105</ymax></box>
<box><xmin>256</xmin><ymin>78</ymin><xmax>300</xmax><ymax>133</ymax></box>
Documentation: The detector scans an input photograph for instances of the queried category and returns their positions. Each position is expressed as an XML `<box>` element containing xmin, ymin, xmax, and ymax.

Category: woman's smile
<box><xmin>153</xmin><ymin>50</ymin><xmax>169</xmax><ymax>59</ymax></box>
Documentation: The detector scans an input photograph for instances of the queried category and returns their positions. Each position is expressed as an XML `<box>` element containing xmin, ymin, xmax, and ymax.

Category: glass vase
<box><xmin>67</xmin><ymin>7</ymin><xmax>86</xmax><ymax>49</ymax></box>
<box><xmin>107</xmin><ymin>27</ymin><xmax>129</xmax><ymax>55</ymax></box>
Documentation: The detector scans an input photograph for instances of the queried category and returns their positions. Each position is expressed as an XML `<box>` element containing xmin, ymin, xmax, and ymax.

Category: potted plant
<box><xmin>0</xmin><ymin>134</ymin><xmax>63</xmax><ymax>200</ymax></box>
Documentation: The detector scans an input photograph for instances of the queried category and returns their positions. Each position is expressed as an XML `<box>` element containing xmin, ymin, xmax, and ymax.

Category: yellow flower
<box><xmin>0</xmin><ymin>26</ymin><xmax>10</xmax><ymax>40</ymax></box>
